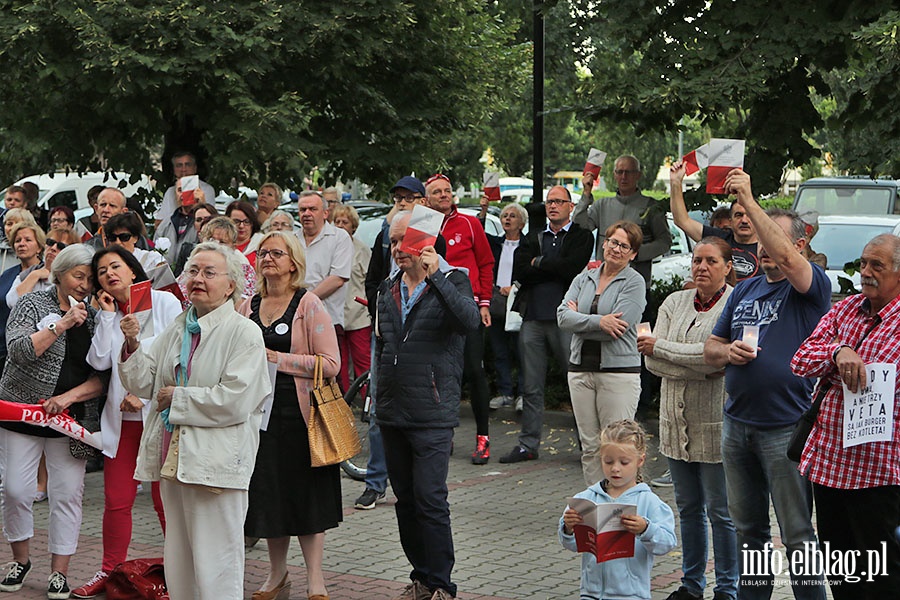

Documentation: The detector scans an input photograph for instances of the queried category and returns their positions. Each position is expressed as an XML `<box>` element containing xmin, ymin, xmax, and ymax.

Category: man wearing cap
<box><xmin>425</xmin><ymin>174</ymin><xmax>495</xmax><ymax>465</ymax></box>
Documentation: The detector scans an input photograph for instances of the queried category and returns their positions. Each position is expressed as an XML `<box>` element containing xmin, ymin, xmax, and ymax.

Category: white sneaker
<box><xmin>515</xmin><ymin>396</ymin><xmax>523</xmax><ymax>412</ymax></box>
<box><xmin>489</xmin><ymin>395</ymin><xmax>513</xmax><ymax>409</ymax></box>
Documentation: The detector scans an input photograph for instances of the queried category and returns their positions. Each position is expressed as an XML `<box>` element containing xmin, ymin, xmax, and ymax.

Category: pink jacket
<box><xmin>238</xmin><ymin>289</ymin><xmax>341</xmax><ymax>424</ymax></box>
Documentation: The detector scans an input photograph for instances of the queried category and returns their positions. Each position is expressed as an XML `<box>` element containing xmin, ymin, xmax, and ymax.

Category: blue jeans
<box><xmin>668</xmin><ymin>458</ymin><xmax>738</xmax><ymax>599</ymax></box>
<box><xmin>365</xmin><ymin>337</ymin><xmax>388</xmax><ymax>493</ymax></box>
<box><xmin>486</xmin><ymin>314</ymin><xmax>523</xmax><ymax>397</ymax></box>
<box><xmin>381</xmin><ymin>426</ymin><xmax>455</xmax><ymax>596</ymax></box>
<box><xmin>721</xmin><ymin>415</ymin><xmax>826</xmax><ymax>600</ymax></box>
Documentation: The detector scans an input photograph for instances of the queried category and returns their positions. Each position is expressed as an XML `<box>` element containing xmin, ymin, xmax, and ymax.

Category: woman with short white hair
<box><xmin>119</xmin><ymin>242</ymin><xmax>270</xmax><ymax>600</ymax></box>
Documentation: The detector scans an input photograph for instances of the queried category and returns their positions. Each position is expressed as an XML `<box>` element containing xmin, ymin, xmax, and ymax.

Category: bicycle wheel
<box><xmin>340</xmin><ymin>370</ymin><xmax>370</xmax><ymax>481</ymax></box>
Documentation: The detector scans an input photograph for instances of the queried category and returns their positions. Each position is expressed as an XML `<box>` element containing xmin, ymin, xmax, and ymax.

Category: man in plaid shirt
<box><xmin>704</xmin><ymin>170</ymin><xmax>830</xmax><ymax>599</ymax></box>
<box><xmin>791</xmin><ymin>233</ymin><xmax>900</xmax><ymax>599</ymax></box>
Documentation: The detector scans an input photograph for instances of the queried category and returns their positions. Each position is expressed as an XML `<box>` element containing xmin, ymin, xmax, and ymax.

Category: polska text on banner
<box><xmin>0</xmin><ymin>399</ymin><xmax>102</xmax><ymax>449</ymax></box>
<box><xmin>583</xmin><ymin>148</ymin><xmax>607</xmax><ymax>178</ymax></box>
<box><xmin>483</xmin><ymin>171</ymin><xmax>501</xmax><ymax>201</ymax></box>
<box><xmin>706</xmin><ymin>139</ymin><xmax>745</xmax><ymax>194</ymax></box>
<box><xmin>682</xmin><ymin>143</ymin><xmax>710</xmax><ymax>176</ymax></box>
<box><xmin>399</xmin><ymin>204</ymin><xmax>444</xmax><ymax>256</ymax></box>
<box><xmin>842</xmin><ymin>362</ymin><xmax>895</xmax><ymax>449</ymax></box>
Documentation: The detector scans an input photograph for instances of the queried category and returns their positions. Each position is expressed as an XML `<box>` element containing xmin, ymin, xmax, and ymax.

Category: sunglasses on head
<box><xmin>46</xmin><ymin>239</ymin><xmax>68</xmax><ymax>250</ymax></box>
<box><xmin>107</xmin><ymin>232</ymin><xmax>134</xmax><ymax>243</ymax></box>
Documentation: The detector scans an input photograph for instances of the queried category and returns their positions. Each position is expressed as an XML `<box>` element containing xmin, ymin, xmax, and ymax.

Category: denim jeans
<box><xmin>365</xmin><ymin>337</ymin><xmax>388</xmax><ymax>493</ymax></box>
<box><xmin>668</xmin><ymin>458</ymin><xmax>738</xmax><ymax>599</ymax></box>
<box><xmin>721</xmin><ymin>415</ymin><xmax>826</xmax><ymax>600</ymax></box>
<box><xmin>381</xmin><ymin>425</ymin><xmax>455</xmax><ymax>596</ymax></box>
<box><xmin>485</xmin><ymin>314</ymin><xmax>523</xmax><ymax>397</ymax></box>
<box><xmin>517</xmin><ymin>320</ymin><xmax>571</xmax><ymax>452</ymax></box>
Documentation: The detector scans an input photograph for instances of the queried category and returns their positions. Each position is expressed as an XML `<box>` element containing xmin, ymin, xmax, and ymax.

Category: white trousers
<box><xmin>0</xmin><ymin>428</ymin><xmax>86</xmax><ymax>554</ymax></box>
<box><xmin>160</xmin><ymin>479</ymin><xmax>248</xmax><ymax>600</ymax></box>
<box><xmin>568</xmin><ymin>371</ymin><xmax>641</xmax><ymax>486</ymax></box>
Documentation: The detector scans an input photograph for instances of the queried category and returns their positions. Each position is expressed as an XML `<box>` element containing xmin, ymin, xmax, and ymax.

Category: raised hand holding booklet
<box><xmin>399</xmin><ymin>204</ymin><xmax>444</xmax><ymax>256</ymax></box>
<box><xmin>129</xmin><ymin>280</ymin><xmax>154</xmax><ymax>340</ymax></box>
<box><xmin>483</xmin><ymin>171</ymin><xmax>501</xmax><ymax>201</ymax></box>
<box><xmin>706</xmin><ymin>139</ymin><xmax>745</xmax><ymax>194</ymax></box>
<box><xmin>583</xmin><ymin>148</ymin><xmax>607</xmax><ymax>178</ymax></box>
<box><xmin>682</xmin><ymin>143</ymin><xmax>710</xmax><ymax>176</ymax></box>
<box><xmin>567</xmin><ymin>497</ymin><xmax>637</xmax><ymax>563</ymax></box>
<box><xmin>180</xmin><ymin>175</ymin><xmax>200</xmax><ymax>207</ymax></box>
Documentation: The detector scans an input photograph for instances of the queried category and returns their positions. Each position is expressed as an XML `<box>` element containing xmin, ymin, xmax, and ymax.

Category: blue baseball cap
<box><xmin>390</xmin><ymin>176</ymin><xmax>426</xmax><ymax>197</ymax></box>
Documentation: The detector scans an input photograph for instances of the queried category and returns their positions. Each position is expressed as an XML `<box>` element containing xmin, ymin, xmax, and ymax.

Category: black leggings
<box><xmin>463</xmin><ymin>325</ymin><xmax>490</xmax><ymax>436</ymax></box>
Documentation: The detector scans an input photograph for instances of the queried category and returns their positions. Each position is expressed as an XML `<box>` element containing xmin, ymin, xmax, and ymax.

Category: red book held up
<box><xmin>583</xmin><ymin>148</ymin><xmax>607</xmax><ymax>178</ymax></box>
<box><xmin>399</xmin><ymin>204</ymin><xmax>444</xmax><ymax>256</ymax></box>
<box><xmin>567</xmin><ymin>497</ymin><xmax>637</xmax><ymax>563</ymax></box>
<box><xmin>129</xmin><ymin>280</ymin><xmax>154</xmax><ymax>340</ymax></box>
<box><xmin>483</xmin><ymin>171</ymin><xmax>501</xmax><ymax>201</ymax></box>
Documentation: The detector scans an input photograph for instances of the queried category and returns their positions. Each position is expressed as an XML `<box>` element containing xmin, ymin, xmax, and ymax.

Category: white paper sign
<box><xmin>842</xmin><ymin>362</ymin><xmax>895</xmax><ymax>449</ymax></box>
<box><xmin>586</xmin><ymin>148</ymin><xmax>607</xmax><ymax>167</ymax></box>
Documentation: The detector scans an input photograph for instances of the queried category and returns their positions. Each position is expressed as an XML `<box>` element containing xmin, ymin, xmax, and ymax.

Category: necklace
<box><xmin>260</xmin><ymin>295</ymin><xmax>291</xmax><ymax>326</ymax></box>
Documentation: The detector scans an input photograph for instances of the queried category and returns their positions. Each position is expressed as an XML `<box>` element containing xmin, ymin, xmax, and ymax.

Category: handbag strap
<box><xmin>313</xmin><ymin>354</ymin><xmax>323</xmax><ymax>388</ymax></box>
<box><xmin>809</xmin><ymin>314</ymin><xmax>882</xmax><ymax>415</ymax></box>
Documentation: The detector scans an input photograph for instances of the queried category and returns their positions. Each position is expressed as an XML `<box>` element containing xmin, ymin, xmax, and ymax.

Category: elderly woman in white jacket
<box><xmin>70</xmin><ymin>246</ymin><xmax>183</xmax><ymax>598</ymax></box>
<box><xmin>118</xmin><ymin>242</ymin><xmax>270</xmax><ymax>600</ymax></box>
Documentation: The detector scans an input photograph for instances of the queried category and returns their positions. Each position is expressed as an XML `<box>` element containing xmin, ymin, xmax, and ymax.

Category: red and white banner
<box><xmin>146</xmin><ymin>262</ymin><xmax>187</xmax><ymax>304</ymax></box>
<box><xmin>706</xmin><ymin>139</ymin><xmax>745</xmax><ymax>195</ymax></box>
<box><xmin>0</xmin><ymin>399</ymin><xmax>102</xmax><ymax>449</ymax></box>
<box><xmin>483</xmin><ymin>171</ymin><xmax>501</xmax><ymax>201</ymax></box>
<box><xmin>583</xmin><ymin>148</ymin><xmax>607</xmax><ymax>178</ymax></box>
<box><xmin>180</xmin><ymin>175</ymin><xmax>200</xmax><ymax>207</ymax></box>
<box><xmin>681</xmin><ymin>143</ymin><xmax>709</xmax><ymax>176</ymax></box>
<box><xmin>399</xmin><ymin>204</ymin><xmax>443</xmax><ymax>256</ymax></box>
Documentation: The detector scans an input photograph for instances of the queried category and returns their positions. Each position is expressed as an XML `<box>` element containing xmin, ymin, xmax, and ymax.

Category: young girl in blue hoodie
<box><xmin>559</xmin><ymin>420</ymin><xmax>677</xmax><ymax>600</ymax></box>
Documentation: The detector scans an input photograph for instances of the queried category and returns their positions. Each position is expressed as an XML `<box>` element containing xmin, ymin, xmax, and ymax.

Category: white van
<box><xmin>13</xmin><ymin>172</ymin><xmax>154</xmax><ymax>222</ymax></box>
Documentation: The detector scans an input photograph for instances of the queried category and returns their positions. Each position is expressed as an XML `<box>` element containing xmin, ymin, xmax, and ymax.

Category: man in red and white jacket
<box><xmin>425</xmin><ymin>174</ymin><xmax>495</xmax><ymax>464</ymax></box>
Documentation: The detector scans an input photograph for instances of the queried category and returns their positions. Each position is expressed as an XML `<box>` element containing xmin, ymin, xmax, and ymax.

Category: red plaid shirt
<box><xmin>790</xmin><ymin>293</ymin><xmax>900</xmax><ymax>489</ymax></box>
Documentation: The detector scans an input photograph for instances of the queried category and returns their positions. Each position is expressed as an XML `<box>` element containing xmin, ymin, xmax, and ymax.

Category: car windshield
<box><xmin>814</xmin><ymin>223</ymin><xmax>896</xmax><ymax>270</ymax></box>
<box><xmin>796</xmin><ymin>186</ymin><xmax>893</xmax><ymax>216</ymax></box>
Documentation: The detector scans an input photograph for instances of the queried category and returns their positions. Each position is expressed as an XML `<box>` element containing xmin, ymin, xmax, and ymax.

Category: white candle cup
<box><xmin>742</xmin><ymin>325</ymin><xmax>759</xmax><ymax>356</ymax></box>
<box><xmin>637</xmin><ymin>322</ymin><xmax>652</xmax><ymax>337</ymax></box>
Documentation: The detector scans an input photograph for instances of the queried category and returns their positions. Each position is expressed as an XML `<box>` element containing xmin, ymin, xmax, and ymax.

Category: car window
<box><xmin>814</xmin><ymin>223</ymin><xmax>896</xmax><ymax>269</ymax></box>
<box><xmin>795</xmin><ymin>186</ymin><xmax>892</xmax><ymax>216</ymax></box>
<box><xmin>45</xmin><ymin>190</ymin><xmax>78</xmax><ymax>212</ymax></box>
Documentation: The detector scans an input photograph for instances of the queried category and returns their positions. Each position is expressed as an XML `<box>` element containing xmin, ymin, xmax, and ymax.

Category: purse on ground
<box><xmin>308</xmin><ymin>355</ymin><xmax>361</xmax><ymax>467</ymax></box>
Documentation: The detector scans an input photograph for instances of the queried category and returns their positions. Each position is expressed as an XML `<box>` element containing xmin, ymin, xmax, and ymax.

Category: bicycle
<box><xmin>340</xmin><ymin>369</ymin><xmax>370</xmax><ymax>481</ymax></box>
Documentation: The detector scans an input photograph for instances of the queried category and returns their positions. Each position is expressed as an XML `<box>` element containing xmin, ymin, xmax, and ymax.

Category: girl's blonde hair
<box><xmin>599</xmin><ymin>420</ymin><xmax>647</xmax><ymax>482</ymax></box>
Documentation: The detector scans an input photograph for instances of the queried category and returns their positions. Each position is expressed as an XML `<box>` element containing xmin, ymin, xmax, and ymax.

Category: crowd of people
<box><xmin>0</xmin><ymin>150</ymin><xmax>897</xmax><ymax>600</ymax></box>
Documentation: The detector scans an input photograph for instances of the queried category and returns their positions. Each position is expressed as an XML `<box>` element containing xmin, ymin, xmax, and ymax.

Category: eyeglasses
<box><xmin>46</xmin><ymin>239</ymin><xmax>68</xmax><ymax>250</ymax></box>
<box><xmin>544</xmin><ymin>198</ymin><xmax>570</xmax><ymax>206</ymax></box>
<box><xmin>49</xmin><ymin>217</ymin><xmax>69</xmax><ymax>225</ymax></box>
<box><xmin>257</xmin><ymin>248</ymin><xmax>288</xmax><ymax>259</ymax></box>
<box><xmin>606</xmin><ymin>238</ymin><xmax>632</xmax><ymax>252</ymax></box>
<box><xmin>613</xmin><ymin>169</ymin><xmax>639</xmax><ymax>176</ymax></box>
<box><xmin>107</xmin><ymin>232</ymin><xmax>134</xmax><ymax>243</ymax></box>
<box><xmin>392</xmin><ymin>195</ymin><xmax>423</xmax><ymax>204</ymax></box>
<box><xmin>231</xmin><ymin>218</ymin><xmax>252</xmax><ymax>226</ymax></box>
<box><xmin>195</xmin><ymin>216</ymin><xmax>212</xmax><ymax>225</ymax></box>
<box><xmin>185</xmin><ymin>267</ymin><xmax>226</xmax><ymax>280</ymax></box>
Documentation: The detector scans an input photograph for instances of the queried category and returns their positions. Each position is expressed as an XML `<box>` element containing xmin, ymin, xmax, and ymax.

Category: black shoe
<box><xmin>664</xmin><ymin>587</ymin><xmax>701</xmax><ymax>600</ymax></box>
<box><xmin>0</xmin><ymin>560</ymin><xmax>31</xmax><ymax>592</ymax></box>
<box><xmin>355</xmin><ymin>488</ymin><xmax>387</xmax><ymax>510</ymax></box>
<box><xmin>499</xmin><ymin>445</ymin><xmax>537</xmax><ymax>463</ymax></box>
<box><xmin>48</xmin><ymin>571</ymin><xmax>70</xmax><ymax>600</ymax></box>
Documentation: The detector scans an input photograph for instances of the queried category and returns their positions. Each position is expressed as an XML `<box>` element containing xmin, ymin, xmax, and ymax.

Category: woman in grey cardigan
<box><xmin>558</xmin><ymin>220</ymin><xmax>646</xmax><ymax>486</ymax></box>
<box><xmin>638</xmin><ymin>236</ymin><xmax>738</xmax><ymax>600</ymax></box>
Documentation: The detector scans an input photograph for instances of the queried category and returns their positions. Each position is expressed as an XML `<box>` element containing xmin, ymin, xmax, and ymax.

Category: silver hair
<box><xmin>299</xmin><ymin>190</ymin><xmax>327</xmax><ymax>211</ymax></box>
<box><xmin>616</xmin><ymin>155</ymin><xmax>642</xmax><ymax>172</ymax></box>
<box><xmin>186</xmin><ymin>241</ymin><xmax>245</xmax><ymax>304</ymax></box>
<box><xmin>50</xmin><ymin>243</ymin><xmax>95</xmax><ymax>284</ymax></box>
<box><xmin>500</xmin><ymin>202</ymin><xmax>528</xmax><ymax>226</ymax></box>
<box><xmin>765</xmin><ymin>208</ymin><xmax>806</xmax><ymax>241</ymax></box>
<box><xmin>262</xmin><ymin>209</ymin><xmax>293</xmax><ymax>233</ymax></box>
<box><xmin>865</xmin><ymin>234</ymin><xmax>900</xmax><ymax>271</ymax></box>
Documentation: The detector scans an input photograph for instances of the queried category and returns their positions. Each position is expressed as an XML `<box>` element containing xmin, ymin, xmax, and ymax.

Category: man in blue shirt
<box><xmin>704</xmin><ymin>170</ymin><xmax>830</xmax><ymax>600</ymax></box>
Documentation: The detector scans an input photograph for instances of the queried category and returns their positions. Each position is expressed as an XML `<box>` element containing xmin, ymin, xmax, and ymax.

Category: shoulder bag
<box><xmin>308</xmin><ymin>355</ymin><xmax>361</xmax><ymax>467</ymax></box>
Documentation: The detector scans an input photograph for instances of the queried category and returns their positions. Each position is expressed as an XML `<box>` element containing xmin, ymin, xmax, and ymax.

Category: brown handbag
<box><xmin>308</xmin><ymin>355</ymin><xmax>361</xmax><ymax>467</ymax></box>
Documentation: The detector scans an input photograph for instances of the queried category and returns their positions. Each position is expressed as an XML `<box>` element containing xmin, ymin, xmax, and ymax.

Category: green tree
<box><xmin>0</xmin><ymin>0</ymin><xmax>519</xmax><ymax>196</ymax></box>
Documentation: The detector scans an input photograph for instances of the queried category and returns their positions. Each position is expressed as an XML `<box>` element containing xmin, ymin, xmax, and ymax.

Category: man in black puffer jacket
<box><xmin>375</xmin><ymin>211</ymin><xmax>480</xmax><ymax>600</ymax></box>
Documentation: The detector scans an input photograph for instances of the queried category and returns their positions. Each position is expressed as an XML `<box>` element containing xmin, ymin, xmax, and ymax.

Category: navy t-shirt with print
<box><xmin>712</xmin><ymin>264</ymin><xmax>831</xmax><ymax>428</ymax></box>
<box><xmin>702</xmin><ymin>225</ymin><xmax>759</xmax><ymax>281</ymax></box>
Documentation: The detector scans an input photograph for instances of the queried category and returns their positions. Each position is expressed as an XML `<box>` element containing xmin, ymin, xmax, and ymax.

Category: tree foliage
<box><xmin>0</xmin><ymin>0</ymin><xmax>519</xmax><ymax>195</ymax></box>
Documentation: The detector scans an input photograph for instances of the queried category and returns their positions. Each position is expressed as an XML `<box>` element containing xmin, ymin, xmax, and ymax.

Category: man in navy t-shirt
<box><xmin>704</xmin><ymin>170</ymin><xmax>830</xmax><ymax>600</ymax></box>
<box><xmin>670</xmin><ymin>160</ymin><xmax>760</xmax><ymax>281</ymax></box>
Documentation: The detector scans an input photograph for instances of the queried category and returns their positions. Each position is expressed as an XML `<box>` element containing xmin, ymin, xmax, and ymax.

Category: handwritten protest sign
<box><xmin>842</xmin><ymin>362</ymin><xmax>895</xmax><ymax>449</ymax></box>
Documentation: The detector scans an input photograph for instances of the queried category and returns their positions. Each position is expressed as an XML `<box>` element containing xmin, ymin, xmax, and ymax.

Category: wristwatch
<box><xmin>47</xmin><ymin>322</ymin><xmax>60</xmax><ymax>336</ymax></box>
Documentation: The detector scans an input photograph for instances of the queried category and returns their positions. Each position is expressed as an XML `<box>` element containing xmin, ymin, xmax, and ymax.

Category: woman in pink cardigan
<box><xmin>238</xmin><ymin>231</ymin><xmax>341</xmax><ymax>600</ymax></box>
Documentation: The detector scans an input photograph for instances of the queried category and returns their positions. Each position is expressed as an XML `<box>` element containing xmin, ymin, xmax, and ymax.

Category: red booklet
<box><xmin>399</xmin><ymin>204</ymin><xmax>444</xmax><ymax>256</ymax></box>
<box><xmin>583</xmin><ymin>148</ymin><xmax>607</xmax><ymax>178</ymax></box>
<box><xmin>567</xmin><ymin>497</ymin><xmax>637</xmax><ymax>563</ymax></box>
<box><xmin>483</xmin><ymin>171</ymin><xmax>500</xmax><ymax>201</ymax></box>
<box><xmin>129</xmin><ymin>280</ymin><xmax>154</xmax><ymax>340</ymax></box>
<box><xmin>706</xmin><ymin>138</ymin><xmax>745</xmax><ymax>195</ymax></box>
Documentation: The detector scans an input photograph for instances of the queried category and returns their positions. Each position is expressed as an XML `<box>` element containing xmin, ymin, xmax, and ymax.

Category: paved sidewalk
<box><xmin>4</xmin><ymin>406</ymin><xmax>828</xmax><ymax>599</ymax></box>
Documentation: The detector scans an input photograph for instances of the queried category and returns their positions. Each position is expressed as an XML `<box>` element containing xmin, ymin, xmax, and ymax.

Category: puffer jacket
<box><xmin>374</xmin><ymin>267</ymin><xmax>480</xmax><ymax>428</ymax></box>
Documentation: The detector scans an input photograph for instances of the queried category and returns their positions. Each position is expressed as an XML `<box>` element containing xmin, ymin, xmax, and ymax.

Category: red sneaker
<box><xmin>471</xmin><ymin>435</ymin><xmax>490</xmax><ymax>465</ymax></box>
<box><xmin>72</xmin><ymin>570</ymin><xmax>108</xmax><ymax>599</ymax></box>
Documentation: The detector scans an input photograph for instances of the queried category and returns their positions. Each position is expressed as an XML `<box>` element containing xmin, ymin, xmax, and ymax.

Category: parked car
<box><xmin>651</xmin><ymin>216</ymin><xmax>694</xmax><ymax>287</ymax></box>
<box><xmin>809</xmin><ymin>215</ymin><xmax>900</xmax><ymax>297</ymax></box>
<box><xmin>793</xmin><ymin>176</ymin><xmax>900</xmax><ymax>217</ymax></box>
<box><xmin>12</xmin><ymin>171</ymin><xmax>153</xmax><ymax>223</ymax></box>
